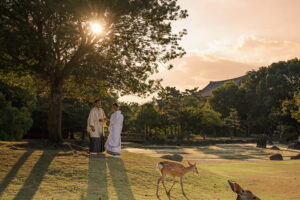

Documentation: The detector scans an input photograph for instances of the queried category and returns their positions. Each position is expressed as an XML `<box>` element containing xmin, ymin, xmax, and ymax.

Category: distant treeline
<box><xmin>1</xmin><ymin>59</ymin><xmax>300</xmax><ymax>143</ymax></box>
<box><xmin>122</xmin><ymin>59</ymin><xmax>300</xmax><ymax>143</ymax></box>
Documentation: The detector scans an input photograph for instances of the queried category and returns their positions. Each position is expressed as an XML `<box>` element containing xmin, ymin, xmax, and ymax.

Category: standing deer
<box><xmin>228</xmin><ymin>180</ymin><xmax>261</xmax><ymax>200</ymax></box>
<box><xmin>156</xmin><ymin>161</ymin><xmax>198</xmax><ymax>198</ymax></box>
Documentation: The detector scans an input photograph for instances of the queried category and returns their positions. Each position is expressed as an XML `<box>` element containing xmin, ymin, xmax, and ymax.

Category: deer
<box><xmin>228</xmin><ymin>180</ymin><xmax>261</xmax><ymax>200</ymax></box>
<box><xmin>156</xmin><ymin>160</ymin><xmax>198</xmax><ymax>199</ymax></box>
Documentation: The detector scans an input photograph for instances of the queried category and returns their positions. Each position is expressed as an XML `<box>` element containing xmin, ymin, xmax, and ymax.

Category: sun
<box><xmin>91</xmin><ymin>23</ymin><xmax>102</xmax><ymax>34</ymax></box>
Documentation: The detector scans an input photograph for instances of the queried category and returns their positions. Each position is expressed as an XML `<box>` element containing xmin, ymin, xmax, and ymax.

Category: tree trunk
<box><xmin>202</xmin><ymin>132</ymin><xmax>206</xmax><ymax>140</ymax></box>
<box><xmin>233</xmin><ymin>126</ymin><xmax>237</xmax><ymax>137</ymax></box>
<box><xmin>70</xmin><ymin>131</ymin><xmax>75</xmax><ymax>139</ymax></box>
<box><xmin>48</xmin><ymin>79</ymin><xmax>63</xmax><ymax>143</ymax></box>
<box><xmin>246</xmin><ymin>126</ymin><xmax>250</xmax><ymax>137</ymax></box>
<box><xmin>81</xmin><ymin>131</ymin><xmax>85</xmax><ymax>141</ymax></box>
<box><xmin>213</xmin><ymin>128</ymin><xmax>217</xmax><ymax>137</ymax></box>
<box><xmin>293</xmin><ymin>123</ymin><xmax>300</xmax><ymax>137</ymax></box>
<box><xmin>144</xmin><ymin>125</ymin><xmax>147</xmax><ymax>142</ymax></box>
<box><xmin>230</xmin><ymin>129</ymin><xmax>233</xmax><ymax>140</ymax></box>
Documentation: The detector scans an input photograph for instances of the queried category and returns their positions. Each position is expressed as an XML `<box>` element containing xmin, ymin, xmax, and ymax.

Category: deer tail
<box><xmin>157</xmin><ymin>162</ymin><xmax>164</xmax><ymax>174</ymax></box>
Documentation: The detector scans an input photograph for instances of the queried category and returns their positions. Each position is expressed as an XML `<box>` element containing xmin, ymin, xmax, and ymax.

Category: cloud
<box><xmin>120</xmin><ymin>36</ymin><xmax>300</xmax><ymax>103</ymax></box>
<box><xmin>202</xmin><ymin>36</ymin><xmax>300</xmax><ymax>64</ymax></box>
<box><xmin>154</xmin><ymin>54</ymin><xmax>253</xmax><ymax>90</ymax></box>
<box><xmin>153</xmin><ymin>36</ymin><xmax>300</xmax><ymax>90</ymax></box>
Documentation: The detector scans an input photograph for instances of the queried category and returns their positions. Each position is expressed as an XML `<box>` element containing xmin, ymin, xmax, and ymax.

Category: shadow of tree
<box><xmin>85</xmin><ymin>156</ymin><xmax>134</xmax><ymax>200</ymax></box>
<box><xmin>195</xmin><ymin>144</ymin><xmax>270</xmax><ymax>160</ymax></box>
<box><xmin>86</xmin><ymin>155</ymin><xmax>108</xmax><ymax>200</ymax></box>
<box><xmin>139</xmin><ymin>146</ymin><xmax>187</xmax><ymax>155</ymax></box>
<box><xmin>0</xmin><ymin>150</ymin><xmax>34</xmax><ymax>196</ymax></box>
<box><xmin>13</xmin><ymin>151</ymin><xmax>56</xmax><ymax>200</ymax></box>
<box><xmin>106</xmin><ymin>157</ymin><xmax>135</xmax><ymax>200</ymax></box>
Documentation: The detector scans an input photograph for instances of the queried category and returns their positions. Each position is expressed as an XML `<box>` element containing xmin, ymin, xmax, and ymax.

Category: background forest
<box><xmin>1</xmin><ymin>59</ymin><xmax>300</xmax><ymax>145</ymax></box>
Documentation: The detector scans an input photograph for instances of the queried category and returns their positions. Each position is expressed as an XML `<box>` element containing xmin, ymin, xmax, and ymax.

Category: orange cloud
<box><xmin>155</xmin><ymin>36</ymin><xmax>300</xmax><ymax>90</ymax></box>
<box><xmin>120</xmin><ymin>36</ymin><xmax>300</xmax><ymax>103</ymax></box>
<box><xmin>155</xmin><ymin>54</ymin><xmax>252</xmax><ymax>90</ymax></box>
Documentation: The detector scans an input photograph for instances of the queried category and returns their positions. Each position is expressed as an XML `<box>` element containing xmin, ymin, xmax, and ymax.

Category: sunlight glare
<box><xmin>91</xmin><ymin>23</ymin><xmax>102</xmax><ymax>34</ymax></box>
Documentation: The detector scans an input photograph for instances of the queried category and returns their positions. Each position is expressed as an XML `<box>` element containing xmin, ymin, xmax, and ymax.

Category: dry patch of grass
<box><xmin>0</xmin><ymin>141</ymin><xmax>300</xmax><ymax>200</ymax></box>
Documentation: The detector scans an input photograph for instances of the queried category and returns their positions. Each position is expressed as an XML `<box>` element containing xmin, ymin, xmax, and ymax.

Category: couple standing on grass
<box><xmin>87</xmin><ymin>100</ymin><xmax>124</xmax><ymax>158</ymax></box>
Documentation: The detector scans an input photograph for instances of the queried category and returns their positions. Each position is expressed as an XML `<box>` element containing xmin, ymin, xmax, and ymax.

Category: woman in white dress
<box><xmin>105</xmin><ymin>103</ymin><xmax>124</xmax><ymax>157</ymax></box>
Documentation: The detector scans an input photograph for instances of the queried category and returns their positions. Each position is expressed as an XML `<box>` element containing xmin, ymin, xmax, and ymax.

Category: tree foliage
<box><xmin>208</xmin><ymin>81</ymin><xmax>240</xmax><ymax>118</ymax></box>
<box><xmin>0</xmin><ymin>0</ymin><xmax>187</xmax><ymax>143</ymax></box>
<box><xmin>0</xmin><ymin>92</ymin><xmax>33</xmax><ymax>140</ymax></box>
<box><xmin>127</xmin><ymin>87</ymin><xmax>224</xmax><ymax>141</ymax></box>
<box><xmin>208</xmin><ymin>58</ymin><xmax>300</xmax><ymax>140</ymax></box>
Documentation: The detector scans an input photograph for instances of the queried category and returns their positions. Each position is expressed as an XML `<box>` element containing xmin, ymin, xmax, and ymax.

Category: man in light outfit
<box><xmin>87</xmin><ymin>100</ymin><xmax>108</xmax><ymax>154</ymax></box>
<box><xmin>105</xmin><ymin>103</ymin><xmax>124</xmax><ymax>158</ymax></box>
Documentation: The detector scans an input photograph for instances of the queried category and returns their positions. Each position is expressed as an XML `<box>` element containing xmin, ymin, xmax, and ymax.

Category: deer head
<box><xmin>187</xmin><ymin>161</ymin><xmax>199</xmax><ymax>174</ymax></box>
<box><xmin>228</xmin><ymin>180</ymin><xmax>260</xmax><ymax>200</ymax></box>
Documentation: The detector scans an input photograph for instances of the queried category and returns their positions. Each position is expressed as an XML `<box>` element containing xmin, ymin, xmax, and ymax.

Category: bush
<box><xmin>280</xmin><ymin>125</ymin><xmax>298</xmax><ymax>143</ymax></box>
<box><xmin>0</xmin><ymin>92</ymin><xmax>33</xmax><ymax>140</ymax></box>
<box><xmin>28</xmin><ymin>98</ymin><xmax>91</xmax><ymax>139</ymax></box>
<box><xmin>151</xmin><ymin>134</ymin><xmax>167</xmax><ymax>144</ymax></box>
<box><xmin>0</xmin><ymin>80</ymin><xmax>36</xmax><ymax>111</ymax></box>
<box><xmin>62</xmin><ymin>99</ymin><xmax>91</xmax><ymax>139</ymax></box>
<box><xmin>27</xmin><ymin>97</ymin><xmax>48</xmax><ymax>138</ymax></box>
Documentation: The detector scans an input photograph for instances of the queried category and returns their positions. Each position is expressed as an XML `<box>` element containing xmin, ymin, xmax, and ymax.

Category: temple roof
<box><xmin>199</xmin><ymin>75</ymin><xmax>246</xmax><ymax>97</ymax></box>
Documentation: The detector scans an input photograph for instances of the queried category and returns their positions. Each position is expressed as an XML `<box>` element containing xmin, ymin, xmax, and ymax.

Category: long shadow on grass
<box><xmin>86</xmin><ymin>155</ymin><xmax>108</xmax><ymax>200</ymax></box>
<box><xmin>0</xmin><ymin>150</ymin><xmax>34</xmax><ymax>197</ymax></box>
<box><xmin>85</xmin><ymin>156</ymin><xmax>134</xmax><ymax>200</ymax></box>
<box><xmin>196</xmin><ymin>144</ymin><xmax>267</xmax><ymax>160</ymax></box>
<box><xmin>106</xmin><ymin>157</ymin><xmax>135</xmax><ymax>200</ymax></box>
<box><xmin>13</xmin><ymin>151</ymin><xmax>56</xmax><ymax>200</ymax></box>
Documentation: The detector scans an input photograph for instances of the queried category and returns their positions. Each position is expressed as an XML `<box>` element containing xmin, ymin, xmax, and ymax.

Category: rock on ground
<box><xmin>271</xmin><ymin>146</ymin><xmax>280</xmax><ymax>150</ymax></box>
<box><xmin>291</xmin><ymin>153</ymin><xmax>300</xmax><ymax>160</ymax></box>
<box><xmin>161</xmin><ymin>154</ymin><xmax>183</xmax><ymax>162</ymax></box>
<box><xmin>270</xmin><ymin>154</ymin><xmax>283</xmax><ymax>160</ymax></box>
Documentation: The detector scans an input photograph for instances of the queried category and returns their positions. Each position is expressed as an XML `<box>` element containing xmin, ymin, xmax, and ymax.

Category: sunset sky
<box><xmin>120</xmin><ymin>0</ymin><xmax>300</xmax><ymax>103</ymax></box>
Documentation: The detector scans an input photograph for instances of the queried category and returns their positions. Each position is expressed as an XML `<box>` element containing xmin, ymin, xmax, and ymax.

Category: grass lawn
<box><xmin>0</xmin><ymin>141</ymin><xmax>300</xmax><ymax>200</ymax></box>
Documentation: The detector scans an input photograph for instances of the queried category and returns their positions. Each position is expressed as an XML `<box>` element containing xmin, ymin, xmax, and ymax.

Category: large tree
<box><xmin>156</xmin><ymin>86</ymin><xmax>182</xmax><ymax>135</ymax></box>
<box><xmin>0</xmin><ymin>0</ymin><xmax>187</xmax><ymax>143</ymax></box>
<box><xmin>208</xmin><ymin>81</ymin><xmax>240</xmax><ymax>118</ymax></box>
<box><xmin>240</xmin><ymin>59</ymin><xmax>300</xmax><ymax>135</ymax></box>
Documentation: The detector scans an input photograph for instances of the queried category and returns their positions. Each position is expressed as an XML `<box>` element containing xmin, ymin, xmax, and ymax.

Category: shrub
<box><xmin>62</xmin><ymin>99</ymin><xmax>91</xmax><ymax>139</ymax></box>
<box><xmin>27</xmin><ymin>97</ymin><xmax>48</xmax><ymax>138</ymax></box>
<box><xmin>0</xmin><ymin>92</ymin><xmax>33</xmax><ymax>140</ymax></box>
<box><xmin>280</xmin><ymin>125</ymin><xmax>298</xmax><ymax>143</ymax></box>
<box><xmin>0</xmin><ymin>80</ymin><xmax>36</xmax><ymax>111</ymax></box>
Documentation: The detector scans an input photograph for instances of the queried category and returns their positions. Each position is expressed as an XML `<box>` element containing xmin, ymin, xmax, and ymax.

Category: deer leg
<box><xmin>156</xmin><ymin>176</ymin><xmax>163</xmax><ymax>197</ymax></box>
<box><xmin>162</xmin><ymin>179</ymin><xmax>168</xmax><ymax>195</ymax></box>
<box><xmin>157</xmin><ymin>174</ymin><xmax>167</xmax><ymax>198</ymax></box>
<box><xmin>180</xmin><ymin>177</ymin><xmax>187</xmax><ymax>197</ymax></box>
<box><xmin>167</xmin><ymin>177</ymin><xmax>176</xmax><ymax>196</ymax></box>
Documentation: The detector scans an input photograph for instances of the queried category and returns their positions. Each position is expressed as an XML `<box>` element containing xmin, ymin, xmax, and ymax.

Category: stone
<box><xmin>270</xmin><ymin>154</ymin><xmax>283</xmax><ymax>160</ymax></box>
<box><xmin>161</xmin><ymin>154</ymin><xmax>183</xmax><ymax>162</ymax></box>
<box><xmin>270</xmin><ymin>146</ymin><xmax>280</xmax><ymax>150</ymax></box>
<box><xmin>291</xmin><ymin>153</ymin><xmax>300</xmax><ymax>160</ymax></box>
